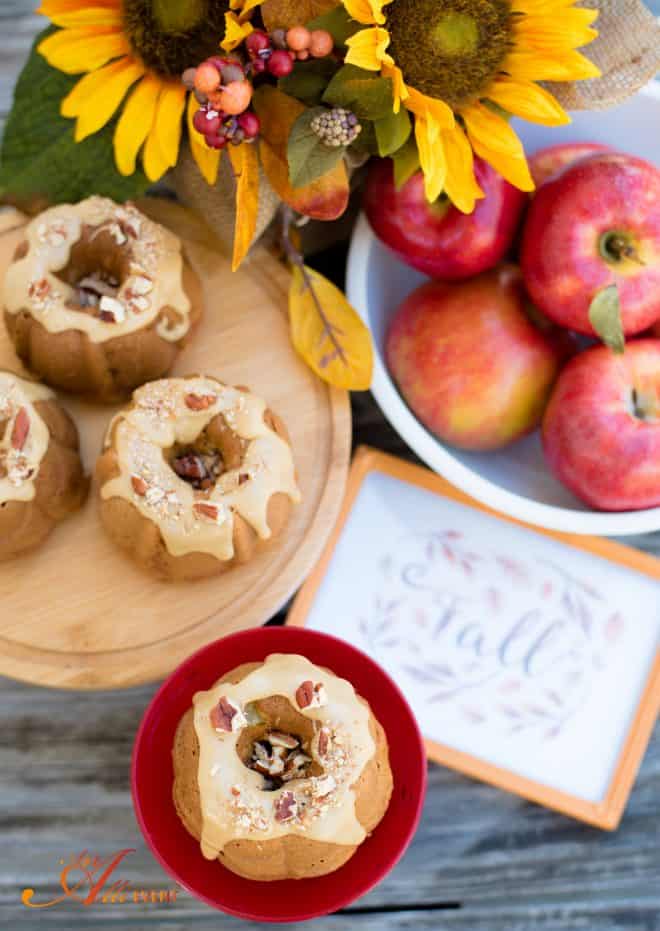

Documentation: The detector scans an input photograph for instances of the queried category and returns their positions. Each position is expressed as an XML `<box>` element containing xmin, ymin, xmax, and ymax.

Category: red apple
<box><xmin>529</xmin><ymin>141</ymin><xmax>611</xmax><ymax>188</ymax></box>
<box><xmin>386</xmin><ymin>267</ymin><xmax>562</xmax><ymax>451</ymax></box>
<box><xmin>521</xmin><ymin>152</ymin><xmax>660</xmax><ymax>336</ymax></box>
<box><xmin>543</xmin><ymin>340</ymin><xmax>660</xmax><ymax>511</ymax></box>
<box><xmin>363</xmin><ymin>157</ymin><xmax>526</xmax><ymax>280</ymax></box>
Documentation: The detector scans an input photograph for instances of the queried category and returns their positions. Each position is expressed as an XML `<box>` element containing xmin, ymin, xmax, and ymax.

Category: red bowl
<box><xmin>131</xmin><ymin>626</ymin><xmax>427</xmax><ymax>922</ymax></box>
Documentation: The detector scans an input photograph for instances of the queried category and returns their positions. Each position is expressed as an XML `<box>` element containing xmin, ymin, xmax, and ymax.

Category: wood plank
<box><xmin>1</xmin><ymin>3</ymin><xmax>660</xmax><ymax>929</ymax></box>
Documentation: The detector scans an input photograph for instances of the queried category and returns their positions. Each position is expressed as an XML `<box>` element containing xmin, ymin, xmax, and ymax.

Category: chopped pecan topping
<box><xmin>317</xmin><ymin>727</ymin><xmax>330</xmax><ymax>757</ymax></box>
<box><xmin>28</xmin><ymin>278</ymin><xmax>51</xmax><ymax>301</ymax></box>
<box><xmin>99</xmin><ymin>295</ymin><xmax>126</xmax><ymax>323</ymax></box>
<box><xmin>172</xmin><ymin>453</ymin><xmax>207</xmax><ymax>482</ymax></box>
<box><xmin>193</xmin><ymin>502</ymin><xmax>221</xmax><ymax>521</ymax></box>
<box><xmin>184</xmin><ymin>392</ymin><xmax>217</xmax><ymax>411</ymax></box>
<box><xmin>269</xmin><ymin>731</ymin><xmax>300</xmax><ymax>750</ymax></box>
<box><xmin>210</xmin><ymin>696</ymin><xmax>246</xmax><ymax>733</ymax></box>
<box><xmin>10</xmin><ymin>407</ymin><xmax>29</xmax><ymax>451</ymax></box>
<box><xmin>275</xmin><ymin>791</ymin><xmax>298</xmax><ymax>823</ymax></box>
<box><xmin>131</xmin><ymin>474</ymin><xmax>148</xmax><ymax>496</ymax></box>
<box><xmin>296</xmin><ymin>680</ymin><xmax>327</xmax><ymax>710</ymax></box>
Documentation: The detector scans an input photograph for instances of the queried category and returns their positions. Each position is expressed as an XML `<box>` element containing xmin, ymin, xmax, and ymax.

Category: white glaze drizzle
<box><xmin>99</xmin><ymin>377</ymin><xmax>301</xmax><ymax>560</ymax></box>
<box><xmin>0</xmin><ymin>372</ymin><xmax>54</xmax><ymax>503</ymax></box>
<box><xmin>192</xmin><ymin>654</ymin><xmax>376</xmax><ymax>859</ymax></box>
<box><xmin>2</xmin><ymin>197</ymin><xmax>192</xmax><ymax>343</ymax></box>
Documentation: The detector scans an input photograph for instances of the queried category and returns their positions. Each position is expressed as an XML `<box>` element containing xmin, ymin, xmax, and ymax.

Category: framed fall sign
<box><xmin>286</xmin><ymin>447</ymin><xmax>660</xmax><ymax>829</ymax></box>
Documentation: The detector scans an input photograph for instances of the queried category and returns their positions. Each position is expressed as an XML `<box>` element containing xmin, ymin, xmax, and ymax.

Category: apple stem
<box><xmin>599</xmin><ymin>230</ymin><xmax>645</xmax><ymax>266</ymax></box>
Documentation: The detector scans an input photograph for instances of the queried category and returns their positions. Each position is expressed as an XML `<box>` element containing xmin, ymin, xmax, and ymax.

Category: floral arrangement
<box><xmin>0</xmin><ymin>0</ymin><xmax>652</xmax><ymax>389</ymax></box>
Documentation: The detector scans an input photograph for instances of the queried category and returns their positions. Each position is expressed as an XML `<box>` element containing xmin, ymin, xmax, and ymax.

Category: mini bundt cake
<box><xmin>0</xmin><ymin>370</ymin><xmax>87</xmax><ymax>560</ymax></box>
<box><xmin>95</xmin><ymin>375</ymin><xmax>301</xmax><ymax>581</ymax></box>
<box><xmin>173</xmin><ymin>653</ymin><xmax>393</xmax><ymax>880</ymax></box>
<box><xmin>2</xmin><ymin>197</ymin><xmax>202</xmax><ymax>402</ymax></box>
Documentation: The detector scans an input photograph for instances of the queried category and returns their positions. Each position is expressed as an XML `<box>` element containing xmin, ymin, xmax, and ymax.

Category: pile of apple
<box><xmin>363</xmin><ymin>144</ymin><xmax>660</xmax><ymax>513</ymax></box>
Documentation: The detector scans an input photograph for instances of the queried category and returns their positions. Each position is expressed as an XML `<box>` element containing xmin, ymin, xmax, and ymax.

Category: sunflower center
<box><xmin>122</xmin><ymin>0</ymin><xmax>230</xmax><ymax>77</ymax></box>
<box><xmin>385</xmin><ymin>0</ymin><xmax>512</xmax><ymax>108</ymax></box>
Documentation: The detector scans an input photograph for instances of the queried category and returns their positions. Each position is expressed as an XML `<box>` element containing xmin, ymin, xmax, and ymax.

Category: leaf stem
<box><xmin>280</xmin><ymin>206</ymin><xmax>348</xmax><ymax>366</ymax></box>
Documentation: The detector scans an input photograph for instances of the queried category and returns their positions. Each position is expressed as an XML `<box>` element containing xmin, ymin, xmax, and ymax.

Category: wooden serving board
<box><xmin>0</xmin><ymin>201</ymin><xmax>351</xmax><ymax>689</ymax></box>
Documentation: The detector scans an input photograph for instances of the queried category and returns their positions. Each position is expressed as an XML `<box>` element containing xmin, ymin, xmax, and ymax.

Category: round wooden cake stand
<box><xmin>0</xmin><ymin>201</ymin><xmax>351</xmax><ymax>689</ymax></box>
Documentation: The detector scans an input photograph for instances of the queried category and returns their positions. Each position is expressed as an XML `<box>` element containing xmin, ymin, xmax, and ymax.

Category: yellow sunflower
<box><xmin>343</xmin><ymin>0</ymin><xmax>600</xmax><ymax>212</ymax></box>
<box><xmin>36</xmin><ymin>0</ymin><xmax>247</xmax><ymax>182</ymax></box>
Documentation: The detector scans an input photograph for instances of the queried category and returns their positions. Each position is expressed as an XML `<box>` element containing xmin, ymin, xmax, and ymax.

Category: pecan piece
<box><xmin>184</xmin><ymin>392</ymin><xmax>217</xmax><ymax>411</ymax></box>
<box><xmin>131</xmin><ymin>474</ymin><xmax>148</xmax><ymax>496</ymax></box>
<box><xmin>295</xmin><ymin>680</ymin><xmax>327</xmax><ymax>709</ymax></box>
<box><xmin>193</xmin><ymin>502</ymin><xmax>221</xmax><ymax>521</ymax></box>
<box><xmin>274</xmin><ymin>791</ymin><xmax>298</xmax><ymax>823</ymax></box>
<box><xmin>317</xmin><ymin>727</ymin><xmax>330</xmax><ymax>757</ymax></box>
<box><xmin>172</xmin><ymin>453</ymin><xmax>207</xmax><ymax>482</ymax></box>
<box><xmin>210</xmin><ymin>696</ymin><xmax>246</xmax><ymax>733</ymax></box>
<box><xmin>268</xmin><ymin>731</ymin><xmax>300</xmax><ymax>750</ymax></box>
<box><xmin>10</xmin><ymin>408</ymin><xmax>29</xmax><ymax>451</ymax></box>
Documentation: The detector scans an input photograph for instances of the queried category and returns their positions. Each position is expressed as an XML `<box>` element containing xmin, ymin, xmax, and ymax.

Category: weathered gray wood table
<box><xmin>2</xmin><ymin>4</ymin><xmax>660</xmax><ymax>928</ymax></box>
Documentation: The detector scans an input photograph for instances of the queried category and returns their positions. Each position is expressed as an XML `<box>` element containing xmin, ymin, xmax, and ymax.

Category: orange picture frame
<box><xmin>287</xmin><ymin>446</ymin><xmax>660</xmax><ymax>830</ymax></box>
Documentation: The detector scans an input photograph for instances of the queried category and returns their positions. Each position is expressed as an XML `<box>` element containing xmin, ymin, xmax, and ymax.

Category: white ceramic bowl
<box><xmin>347</xmin><ymin>83</ymin><xmax>660</xmax><ymax>536</ymax></box>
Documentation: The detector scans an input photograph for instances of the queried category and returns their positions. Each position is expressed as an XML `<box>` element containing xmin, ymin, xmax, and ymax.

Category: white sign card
<box><xmin>288</xmin><ymin>449</ymin><xmax>660</xmax><ymax>828</ymax></box>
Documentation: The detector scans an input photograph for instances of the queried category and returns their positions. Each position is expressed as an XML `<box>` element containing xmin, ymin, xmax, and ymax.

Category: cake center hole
<box><xmin>247</xmin><ymin>730</ymin><xmax>313</xmax><ymax>791</ymax></box>
<box><xmin>167</xmin><ymin>428</ymin><xmax>225</xmax><ymax>491</ymax></box>
<box><xmin>54</xmin><ymin>227</ymin><xmax>129</xmax><ymax>317</ymax></box>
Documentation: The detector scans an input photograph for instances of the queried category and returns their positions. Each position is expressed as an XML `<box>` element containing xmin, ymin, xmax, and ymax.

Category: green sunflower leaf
<box><xmin>287</xmin><ymin>107</ymin><xmax>346</xmax><ymax>188</ymax></box>
<box><xmin>392</xmin><ymin>136</ymin><xmax>420</xmax><ymax>188</ymax></box>
<box><xmin>374</xmin><ymin>107</ymin><xmax>411</xmax><ymax>157</ymax></box>
<box><xmin>0</xmin><ymin>27</ymin><xmax>150</xmax><ymax>208</ymax></box>
<box><xmin>306</xmin><ymin>6</ymin><xmax>362</xmax><ymax>46</ymax></box>
<box><xmin>279</xmin><ymin>58</ymin><xmax>338</xmax><ymax>106</ymax></box>
<box><xmin>588</xmin><ymin>284</ymin><xmax>625</xmax><ymax>354</ymax></box>
<box><xmin>322</xmin><ymin>65</ymin><xmax>394</xmax><ymax>121</ymax></box>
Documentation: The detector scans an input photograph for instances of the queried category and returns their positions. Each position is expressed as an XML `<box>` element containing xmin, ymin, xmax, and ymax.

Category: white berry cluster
<box><xmin>310</xmin><ymin>108</ymin><xmax>362</xmax><ymax>148</ymax></box>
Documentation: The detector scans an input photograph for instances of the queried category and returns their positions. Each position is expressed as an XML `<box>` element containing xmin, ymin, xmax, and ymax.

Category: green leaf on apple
<box><xmin>287</xmin><ymin>107</ymin><xmax>346</xmax><ymax>188</ymax></box>
<box><xmin>374</xmin><ymin>108</ymin><xmax>411</xmax><ymax>158</ymax></box>
<box><xmin>588</xmin><ymin>285</ymin><xmax>625</xmax><ymax>355</ymax></box>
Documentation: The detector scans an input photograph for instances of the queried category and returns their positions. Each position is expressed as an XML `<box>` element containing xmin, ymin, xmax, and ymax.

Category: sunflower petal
<box><xmin>221</xmin><ymin>11</ymin><xmax>254</xmax><ymax>51</ymax></box>
<box><xmin>342</xmin><ymin>0</ymin><xmax>391</xmax><ymax>25</ymax></box>
<box><xmin>38</xmin><ymin>26</ymin><xmax>129</xmax><ymax>74</ymax></box>
<box><xmin>381</xmin><ymin>61</ymin><xmax>408</xmax><ymax>113</ymax></box>
<box><xmin>405</xmin><ymin>86</ymin><xmax>454</xmax><ymax>130</ymax></box>
<box><xmin>505</xmin><ymin>48</ymin><xmax>601</xmax><ymax>82</ymax></box>
<box><xmin>154</xmin><ymin>82</ymin><xmax>186</xmax><ymax>168</ymax></box>
<box><xmin>187</xmin><ymin>92</ymin><xmax>221</xmax><ymax>186</ymax></box>
<box><xmin>511</xmin><ymin>0</ymin><xmax>591</xmax><ymax>14</ymax></box>
<box><xmin>240</xmin><ymin>0</ymin><xmax>264</xmax><ymax>15</ymax></box>
<box><xmin>487</xmin><ymin>77</ymin><xmax>570</xmax><ymax>126</ymax></box>
<box><xmin>37</xmin><ymin>1</ymin><xmax>123</xmax><ymax>28</ymax></box>
<box><xmin>442</xmin><ymin>122</ymin><xmax>484</xmax><ymax>214</ymax></box>
<box><xmin>513</xmin><ymin>13</ymin><xmax>598</xmax><ymax>53</ymax></box>
<box><xmin>113</xmin><ymin>74</ymin><xmax>160</xmax><ymax>176</ymax></box>
<box><xmin>462</xmin><ymin>102</ymin><xmax>534</xmax><ymax>192</ymax></box>
<box><xmin>62</xmin><ymin>58</ymin><xmax>144</xmax><ymax>141</ymax></box>
<box><xmin>143</xmin><ymin>115</ymin><xmax>171</xmax><ymax>181</ymax></box>
<box><xmin>344</xmin><ymin>26</ymin><xmax>392</xmax><ymax>70</ymax></box>
<box><xmin>415</xmin><ymin>114</ymin><xmax>447</xmax><ymax>203</ymax></box>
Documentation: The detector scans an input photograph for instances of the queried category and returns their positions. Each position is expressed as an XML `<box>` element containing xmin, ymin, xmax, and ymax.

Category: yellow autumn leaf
<box><xmin>227</xmin><ymin>143</ymin><xmax>259</xmax><ymax>271</ymax></box>
<box><xmin>289</xmin><ymin>264</ymin><xmax>373</xmax><ymax>390</ymax></box>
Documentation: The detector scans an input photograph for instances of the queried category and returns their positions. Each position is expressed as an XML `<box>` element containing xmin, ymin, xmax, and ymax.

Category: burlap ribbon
<box><xmin>171</xmin><ymin>140</ymin><xmax>281</xmax><ymax>255</ymax></box>
<box><xmin>172</xmin><ymin>0</ymin><xmax>660</xmax><ymax>251</ymax></box>
<box><xmin>549</xmin><ymin>0</ymin><xmax>660</xmax><ymax>109</ymax></box>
